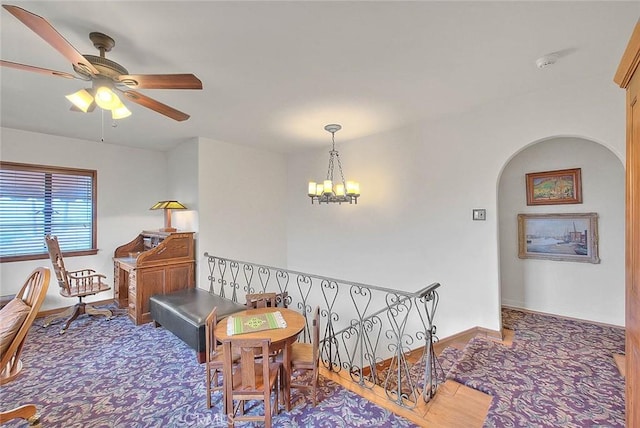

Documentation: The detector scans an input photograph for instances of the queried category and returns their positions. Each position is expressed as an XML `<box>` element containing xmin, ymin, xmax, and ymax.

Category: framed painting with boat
<box><xmin>517</xmin><ymin>212</ymin><xmax>599</xmax><ymax>263</ymax></box>
<box><xmin>525</xmin><ymin>168</ymin><xmax>582</xmax><ymax>205</ymax></box>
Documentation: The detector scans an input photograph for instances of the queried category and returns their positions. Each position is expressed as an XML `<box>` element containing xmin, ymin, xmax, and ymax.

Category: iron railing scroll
<box><xmin>204</xmin><ymin>252</ymin><xmax>443</xmax><ymax>409</ymax></box>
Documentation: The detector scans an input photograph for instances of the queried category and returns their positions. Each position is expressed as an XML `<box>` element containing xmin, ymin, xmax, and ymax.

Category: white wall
<box><xmin>498</xmin><ymin>137</ymin><xmax>625</xmax><ymax>325</ymax></box>
<box><xmin>196</xmin><ymin>137</ymin><xmax>288</xmax><ymax>290</ymax></box>
<box><xmin>167</xmin><ymin>139</ymin><xmax>200</xmax><ymax>234</ymax></box>
<box><xmin>0</xmin><ymin>127</ymin><xmax>168</xmax><ymax>310</ymax></box>
<box><xmin>286</xmin><ymin>74</ymin><xmax>626</xmax><ymax>336</ymax></box>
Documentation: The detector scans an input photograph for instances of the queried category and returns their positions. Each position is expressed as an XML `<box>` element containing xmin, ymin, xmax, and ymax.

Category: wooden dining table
<box><xmin>214</xmin><ymin>306</ymin><xmax>306</xmax><ymax>411</ymax></box>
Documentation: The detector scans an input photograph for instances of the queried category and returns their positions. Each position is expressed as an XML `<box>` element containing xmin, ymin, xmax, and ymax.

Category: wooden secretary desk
<box><xmin>113</xmin><ymin>231</ymin><xmax>195</xmax><ymax>325</ymax></box>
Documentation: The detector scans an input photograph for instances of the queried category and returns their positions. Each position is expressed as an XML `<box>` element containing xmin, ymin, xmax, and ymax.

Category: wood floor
<box><xmin>323</xmin><ymin>329</ymin><xmax>517</xmax><ymax>427</ymax></box>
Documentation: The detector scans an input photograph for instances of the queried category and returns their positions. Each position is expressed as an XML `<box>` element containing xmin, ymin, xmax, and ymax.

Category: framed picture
<box><xmin>525</xmin><ymin>168</ymin><xmax>582</xmax><ymax>205</ymax></box>
<box><xmin>518</xmin><ymin>213</ymin><xmax>600</xmax><ymax>264</ymax></box>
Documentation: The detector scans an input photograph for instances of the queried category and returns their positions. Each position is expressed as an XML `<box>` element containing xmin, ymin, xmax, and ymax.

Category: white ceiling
<box><xmin>1</xmin><ymin>1</ymin><xmax>638</xmax><ymax>153</ymax></box>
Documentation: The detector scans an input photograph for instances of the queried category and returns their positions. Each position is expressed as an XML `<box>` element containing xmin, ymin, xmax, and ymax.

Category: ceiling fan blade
<box><xmin>116</xmin><ymin>74</ymin><xmax>203</xmax><ymax>90</ymax></box>
<box><xmin>3</xmin><ymin>5</ymin><xmax>99</xmax><ymax>76</ymax></box>
<box><xmin>119</xmin><ymin>90</ymin><xmax>190</xmax><ymax>122</ymax></box>
<box><xmin>1</xmin><ymin>60</ymin><xmax>77</xmax><ymax>79</ymax></box>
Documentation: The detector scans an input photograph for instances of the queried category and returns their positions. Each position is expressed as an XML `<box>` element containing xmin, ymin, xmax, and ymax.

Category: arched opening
<box><xmin>497</xmin><ymin>136</ymin><xmax>624</xmax><ymax>325</ymax></box>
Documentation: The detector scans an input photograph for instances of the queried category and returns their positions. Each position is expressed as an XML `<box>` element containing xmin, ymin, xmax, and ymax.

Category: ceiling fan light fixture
<box><xmin>111</xmin><ymin>102</ymin><xmax>131</xmax><ymax>120</ymax></box>
<box><xmin>94</xmin><ymin>85</ymin><xmax>121</xmax><ymax>110</ymax></box>
<box><xmin>65</xmin><ymin>88</ymin><xmax>93</xmax><ymax>113</ymax></box>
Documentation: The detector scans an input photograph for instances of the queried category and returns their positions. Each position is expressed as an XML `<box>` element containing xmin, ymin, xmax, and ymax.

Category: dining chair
<box><xmin>1</xmin><ymin>267</ymin><xmax>50</xmax><ymax>384</ymax></box>
<box><xmin>205</xmin><ymin>307</ymin><xmax>239</xmax><ymax>409</ymax></box>
<box><xmin>245</xmin><ymin>292</ymin><xmax>277</xmax><ymax>309</ymax></box>
<box><xmin>43</xmin><ymin>235</ymin><xmax>112</xmax><ymax>334</ymax></box>
<box><xmin>281</xmin><ymin>305</ymin><xmax>321</xmax><ymax>406</ymax></box>
<box><xmin>222</xmin><ymin>337</ymin><xmax>281</xmax><ymax>428</ymax></box>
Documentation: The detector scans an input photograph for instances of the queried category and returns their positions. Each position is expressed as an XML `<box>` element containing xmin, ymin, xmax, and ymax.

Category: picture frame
<box><xmin>525</xmin><ymin>168</ymin><xmax>582</xmax><ymax>205</ymax></box>
<box><xmin>517</xmin><ymin>212</ymin><xmax>600</xmax><ymax>264</ymax></box>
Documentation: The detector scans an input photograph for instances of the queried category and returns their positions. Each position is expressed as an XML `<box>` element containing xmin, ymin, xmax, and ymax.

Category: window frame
<box><xmin>0</xmin><ymin>161</ymin><xmax>98</xmax><ymax>263</ymax></box>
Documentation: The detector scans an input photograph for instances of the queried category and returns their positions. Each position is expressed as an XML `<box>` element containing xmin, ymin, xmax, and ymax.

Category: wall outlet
<box><xmin>472</xmin><ymin>209</ymin><xmax>486</xmax><ymax>221</ymax></box>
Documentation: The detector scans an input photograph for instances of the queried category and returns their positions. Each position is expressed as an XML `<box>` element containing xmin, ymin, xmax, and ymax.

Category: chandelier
<box><xmin>308</xmin><ymin>124</ymin><xmax>360</xmax><ymax>204</ymax></box>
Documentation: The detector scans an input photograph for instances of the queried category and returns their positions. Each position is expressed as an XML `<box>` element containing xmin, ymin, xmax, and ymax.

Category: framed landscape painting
<box><xmin>525</xmin><ymin>168</ymin><xmax>582</xmax><ymax>205</ymax></box>
<box><xmin>517</xmin><ymin>212</ymin><xmax>600</xmax><ymax>264</ymax></box>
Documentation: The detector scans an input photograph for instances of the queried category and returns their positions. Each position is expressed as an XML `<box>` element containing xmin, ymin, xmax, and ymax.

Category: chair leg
<box><xmin>0</xmin><ymin>404</ymin><xmax>40</xmax><ymax>427</ymax></box>
<box><xmin>85</xmin><ymin>304</ymin><xmax>112</xmax><ymax>319</ymax></box>
<box><xmin>44</xmin><ymin>302</ymin><xmax>112</xmax><ymax>334</ymax></box>
<box><xmin>42</xmin><ymin>305</ymin><xmax>76</xmax><ymax>328</ymax></box>
<box><xmin>60</xmin><ymin>303</ymin><xmax>84</xmax><ymax>334</ymax></box>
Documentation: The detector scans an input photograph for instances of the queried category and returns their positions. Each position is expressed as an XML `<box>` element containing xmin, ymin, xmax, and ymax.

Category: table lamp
<box><xmin>150</xmin><ymin>200</ymin><xmax>187</xmax><ymax>232</ymax></box>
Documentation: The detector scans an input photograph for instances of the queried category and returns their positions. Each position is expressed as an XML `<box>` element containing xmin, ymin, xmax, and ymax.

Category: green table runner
<box><xmin>226</xmin><ymin>310</ymin><xmax>287</xmax><ymax>335</ymax></box>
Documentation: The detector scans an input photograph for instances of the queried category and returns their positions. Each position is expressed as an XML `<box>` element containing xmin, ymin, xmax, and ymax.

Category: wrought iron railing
<box><xmin>204</xmin><ymin>253</ymin><xmax>442</xmax><ymax>408</ymax></box>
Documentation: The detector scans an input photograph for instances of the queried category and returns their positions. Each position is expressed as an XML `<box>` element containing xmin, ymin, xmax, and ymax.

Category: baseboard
<box><xmin>36</xmin><ymin>298</ymin><xmax>116</xmax><ymax>319</ymax></box>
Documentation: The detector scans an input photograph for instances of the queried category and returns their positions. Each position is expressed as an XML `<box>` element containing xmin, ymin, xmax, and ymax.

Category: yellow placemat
<box><xmin>227</xmin><ymin>310</ymin><xmax>287</xmax><ymax>335</ymax></box>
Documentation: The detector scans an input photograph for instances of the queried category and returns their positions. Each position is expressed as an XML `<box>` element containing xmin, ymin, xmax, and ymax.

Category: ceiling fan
<box><xmin>1</xmin><ymin>4</ymin><xmax>202</xmax><ymax>121</ymax></box>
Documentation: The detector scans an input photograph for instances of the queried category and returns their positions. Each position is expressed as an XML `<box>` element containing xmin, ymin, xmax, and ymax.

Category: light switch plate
<box><xmin>472</xmin><ymin>209</ymin><xmax>486</xmax><ymax>221</ymax></box>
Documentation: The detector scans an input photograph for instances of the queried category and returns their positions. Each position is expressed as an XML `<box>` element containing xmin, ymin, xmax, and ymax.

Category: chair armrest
<box><xmin>66</xmin><ymin>268</ymin><xmax>97</xmax><ymax>276</ymax></box>
<box><xmin>67</xmin><ymin>271</ymin><xmax>108</xmax><ymax>288</ymax></box>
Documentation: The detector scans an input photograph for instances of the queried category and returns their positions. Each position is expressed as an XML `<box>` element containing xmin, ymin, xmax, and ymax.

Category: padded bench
<box><xmin>149</xmin><ymin>288</ymin><xmax>246</xmax><ymax>363</ymax></box>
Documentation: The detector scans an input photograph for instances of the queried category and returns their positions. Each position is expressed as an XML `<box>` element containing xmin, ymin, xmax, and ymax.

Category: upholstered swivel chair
<box><xmin>222</xmin><ymin>337</ymin><xmax>281</xmax><ymax>428</ymax></box>
<box><xmin>43</xmin><ymin>235</ymin><xmax>112</xmax><ymax>334</ymax></box>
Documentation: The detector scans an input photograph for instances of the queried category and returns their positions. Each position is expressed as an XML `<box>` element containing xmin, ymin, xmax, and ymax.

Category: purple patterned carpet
<box><xmin>0</xmin><ymin>308</ymin><xmax>418</xmax><ymax>428</ymax></box>
<box><xmin>447</xmin><ymin>308</ymin><xmax>626</xmax><ymax>428</ymax></box>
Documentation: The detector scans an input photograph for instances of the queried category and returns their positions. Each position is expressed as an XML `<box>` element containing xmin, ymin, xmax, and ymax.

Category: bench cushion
<box><xmin>149</xmin><ymin>288</ymin><xmax>245</xmax><ymax>353</ymax></box>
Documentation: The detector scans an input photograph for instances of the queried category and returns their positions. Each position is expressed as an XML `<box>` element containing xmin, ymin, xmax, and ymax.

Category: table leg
<box><xmin>283</xmin><ymin>343</ymin><xmax>292</xmax><ymax>411</ymax></box>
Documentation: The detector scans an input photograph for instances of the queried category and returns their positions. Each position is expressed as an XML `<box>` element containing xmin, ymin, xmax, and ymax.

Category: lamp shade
<box><xmin>66</xmin><ymin>89</ymin><xmax>94</xmax><ymax>112</ymax></box>
<box><xmin>150</xmin><ymin>200</ymin><xmax>187</xmax><ymax>210</ymax></box>
<box><xmin>111</xmin><ymin>101</ymin><xmax>132</xmax><ymax>119</ymax></box>
<box><xmin>94</xmin><ymin>86</ymin><xmax>122</xmax><ymax>110</ymax></box>
<box><xmin>150</xmin><ymin>200</ymin><xmax>187</xmax><ymax>232</ymax></box>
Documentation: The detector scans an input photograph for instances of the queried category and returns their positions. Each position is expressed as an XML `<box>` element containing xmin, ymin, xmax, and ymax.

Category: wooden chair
<box><xmin>281</xmin><ymin>305</ymin><xmax>321</xmax><ymax>406</ymax></box>
<box><xmin>0</xmin><ymin>267</ymin><xmax>49</xmax><ymax>427</ymax></box>
<box><xmin>222</xmin><ymin>337</ymin><xmax>281</xmax><ymax>428</ymax></box>
<box><xmin>245</xmin><ymin>292</ymin><xmax>277</xmax><ymax>309</ymax></box>
<box><xmin>43</xmin><ymin>235</ymin><xmax>112</xmax><ymax>334</ymax></box>
<box><xmin>205</xmin><ymin>307</ymin><xmax>240</xmax><ymax>409</ymax></box>
<box><xmin>0</xmin><ymin>404</ymin><xmax>41</xmax><ymax>427</ymax></box>
<box><xmin>1</xmin><ymin>267</ymin><xmax>50</xmax><ymax>384</ymax></box>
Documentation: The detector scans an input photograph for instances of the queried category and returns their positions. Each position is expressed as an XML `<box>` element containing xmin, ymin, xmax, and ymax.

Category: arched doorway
<box><xmin>497</xmin><ymin>136</ymin><xmax>624</xmax><ymax>325</ymax></box>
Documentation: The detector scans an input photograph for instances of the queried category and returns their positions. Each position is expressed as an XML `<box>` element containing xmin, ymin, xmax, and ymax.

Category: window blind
<box><xmin>0</xmin><ymin>162</ymin><xmax>97</xmax><ymax>261</ymax></box>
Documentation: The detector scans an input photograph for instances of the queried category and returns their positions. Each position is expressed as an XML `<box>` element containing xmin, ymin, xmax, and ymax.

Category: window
<box><xmin>0</xmin><ymin>162</ymin><xmax>97</xmax><ymax>262</ymax></box>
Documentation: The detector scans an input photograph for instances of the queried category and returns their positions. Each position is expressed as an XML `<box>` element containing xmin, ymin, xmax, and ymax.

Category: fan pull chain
<box><xmin>101</xmin><ymin>109</ymin><xmax>105</xmax><ymax>142</ymax></box>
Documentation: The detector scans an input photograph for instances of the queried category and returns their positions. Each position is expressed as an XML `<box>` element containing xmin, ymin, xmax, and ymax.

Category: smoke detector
<box><xmin>535</xmin><ymin>53</ymin><xmax>559</xmax><ymax>69</ymax></box>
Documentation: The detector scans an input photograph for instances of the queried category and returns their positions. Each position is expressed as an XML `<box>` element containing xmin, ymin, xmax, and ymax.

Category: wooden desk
<box><xmin>114</xmin><ymin>231</ymin><xmax>195</xmax><ymax>325</ymax></box>
<box><xmin>215</xmin><ymin>307</ymin><xmax>305</xmax><ymax>411</ymax></box>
